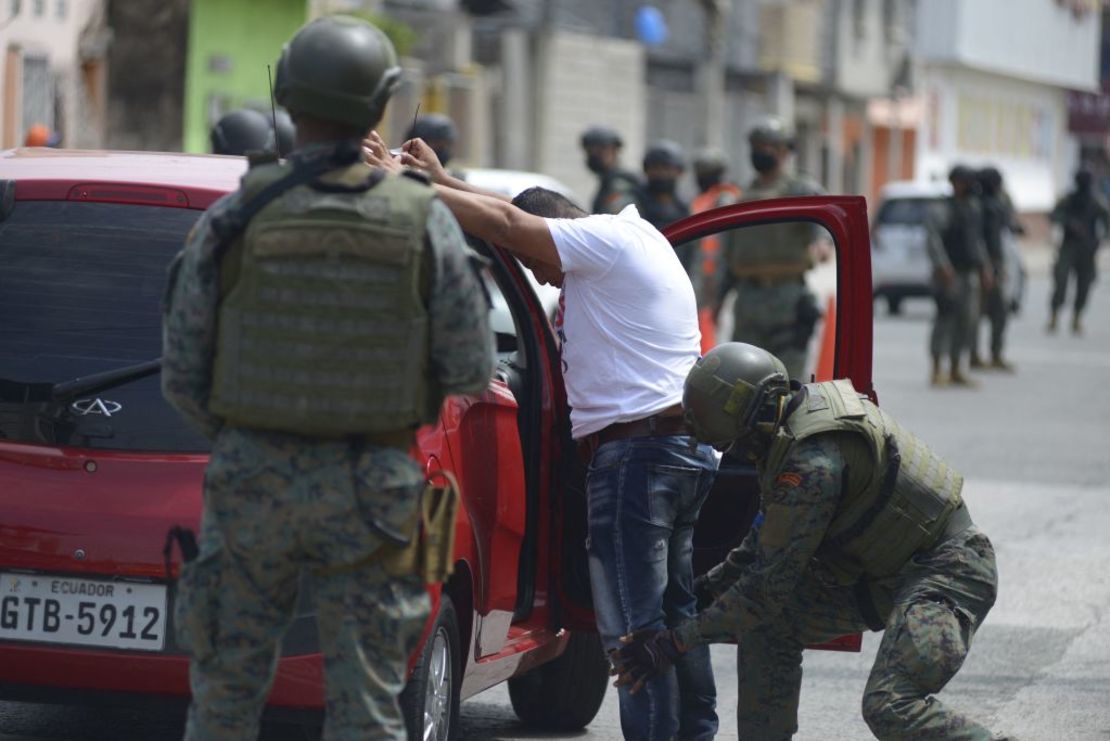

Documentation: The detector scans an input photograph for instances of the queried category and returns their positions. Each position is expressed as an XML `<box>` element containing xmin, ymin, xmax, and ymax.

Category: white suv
<box><xmin>871</xmin><ymin>180</ymin><xmax>1026</xmax><ymax>315</ymax></box>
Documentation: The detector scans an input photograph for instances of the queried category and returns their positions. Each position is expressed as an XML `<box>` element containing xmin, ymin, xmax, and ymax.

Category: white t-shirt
<box><xmin>545</xmin><ymin>205</ymin><xmax>701</xmax><ymax>439</ymax></box>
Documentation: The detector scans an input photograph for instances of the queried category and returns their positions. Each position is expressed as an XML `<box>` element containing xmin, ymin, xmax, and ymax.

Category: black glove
<box><xmin>609</xmin><ymin>628</ymin><xmax>685</xmax><ymax>695</ymax></box>
<box><xmin>693</xmin><ymin>574</ymin><xmax>717</xmax><ymax>612</ymax></box>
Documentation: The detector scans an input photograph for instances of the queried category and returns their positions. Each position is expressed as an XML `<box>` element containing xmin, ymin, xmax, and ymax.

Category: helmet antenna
<box><xmin>267</xmin><ymin>64</ymin><xmax>282</xmax><ymax>157</ymax></box>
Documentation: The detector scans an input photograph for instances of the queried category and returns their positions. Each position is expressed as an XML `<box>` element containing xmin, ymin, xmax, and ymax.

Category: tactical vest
<box><xmin>763</xmin><ymin>380</ymin><xmax>964</xmax><ymax>580</ymax></box>
<box><xmin>209</xmin><ymin>161</ymin><xmax>438</xmax><ymax>436</ymax></box>
<box><xmin>727</xmin><ymin>175</ymin><xmax>819</xmax><ymax>278</ymax></box>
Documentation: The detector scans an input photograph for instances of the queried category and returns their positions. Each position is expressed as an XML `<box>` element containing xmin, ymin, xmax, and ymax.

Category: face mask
<box><xmin>646</xmin><ymin>177</ymin><xmax>676</xmax><ymax>195</ymax></box>
<box><xmin>697</xmin><ymin>174</ymin><xmax>721</xmax><ymax>193</ymax></box>
<box><xmin>750</xmin><ymin>150</ymin><xmax>778</xmax><ymax>174</ymax></box>
<box><xmin>586</xmin><ymin>153</ymin><xmax>607</xmax><ymax>174</ymax></box>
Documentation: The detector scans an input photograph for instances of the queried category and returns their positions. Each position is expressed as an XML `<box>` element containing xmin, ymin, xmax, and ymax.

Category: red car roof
<box><xmin>1</xmin><ymin>147</ymin><xmax>246</xmax><ymax>208</ymax></box>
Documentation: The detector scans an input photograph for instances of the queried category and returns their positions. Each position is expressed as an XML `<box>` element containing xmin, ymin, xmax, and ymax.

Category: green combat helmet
<box><xmin>274</xmin><ymin>15</ymin><xmax>402</xmax><ymax>130</ymax></box>
<box><xmin>683</xmin><ymin>343</ymin><xmax>791</xmax><ymax>453</ymax></box>
<box><xmin>747</xmin><ymin>116</ymin><xmax>794</xmax><ymax>149</ymax></box>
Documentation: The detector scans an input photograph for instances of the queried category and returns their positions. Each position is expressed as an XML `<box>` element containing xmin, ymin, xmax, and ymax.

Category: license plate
<box><xmin>0</xmin><ymin>573</ymin><xmax>167</xmax><ymax>651</ymax></box>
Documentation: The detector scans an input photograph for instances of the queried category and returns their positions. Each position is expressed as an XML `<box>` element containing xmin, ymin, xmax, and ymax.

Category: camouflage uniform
<box><xmin>722</xmin><ymin>173</ymin><xmax>825</xmax><ymax>380</ymax></box>
<box><xmin>1049</xmin><ymin>186</ymin><xmax>1110</xmax><ymax>328</ymax></box>
<box><xmin>163</xmin><ymin>157</ymin><xmax>493</xmax><ymax>740</ymax></box>
<box><xmin>675</xmin><ymin>391</ymin><xmax>999</xmax><ymax>740</ymax></box>
<box><xmin>926</xmin><ymin>194</ymin><xmax>986</xmax><ymax>374</ymax></box>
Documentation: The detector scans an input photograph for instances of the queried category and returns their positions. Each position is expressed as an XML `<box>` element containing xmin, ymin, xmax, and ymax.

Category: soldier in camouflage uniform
<box><xmin>719</xmin><ymin>117</ymin><xmax>826</xmax><ymax>380</ymax></box>
<box><xmin>162</xmin><ymin>16</ymin><xmax>493</xmax><ymax>741</ymax></box>
<box><xmin>926</xmin><ymin>165</ymin><xmax>991</xmax><ymax>387</ymax></box>
<box><xmin>1048</xmin><ymin>168</ymin><xmax>1110</xmax><ymax>335</ymax></box>
<box><xmin>613</xmin><ymin>343</ymin><xmax>1000</xmax><ymax>740</ymax></box>
<box><xmin>580</xmin><ymin>125</ymin><xmax>642</xmax><ymax>215</ymax></box>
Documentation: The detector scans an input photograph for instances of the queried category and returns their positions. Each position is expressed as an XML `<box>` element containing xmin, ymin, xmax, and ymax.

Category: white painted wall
<box><xmin>915</xmin><ymin>0</ymin><xmax>1100</xmax><ymax>91</ymax></box>
<box><xmin>915</xmin><ymin>64</ymin><xmax>1069</xmax><ymax>212</ymax></box>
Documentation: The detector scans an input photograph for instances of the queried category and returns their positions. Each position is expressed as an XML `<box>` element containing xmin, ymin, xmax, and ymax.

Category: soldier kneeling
<box><xmin>612</xmin><ymin>343</ymin><xmax>1002</xmax><ymax>740</ymax></box>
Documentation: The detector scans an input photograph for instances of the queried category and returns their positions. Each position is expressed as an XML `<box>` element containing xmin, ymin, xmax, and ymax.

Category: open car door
<box><xmin>664</xmin><ymin>195</ymin><xmax>875</xmax><ymax>652</ymax></box>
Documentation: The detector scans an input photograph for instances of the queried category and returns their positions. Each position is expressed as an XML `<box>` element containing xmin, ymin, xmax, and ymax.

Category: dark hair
<box><xmin>511</xmin><ymin>187</ymin><xmax>587</xmax><ymax>219</ymax></box>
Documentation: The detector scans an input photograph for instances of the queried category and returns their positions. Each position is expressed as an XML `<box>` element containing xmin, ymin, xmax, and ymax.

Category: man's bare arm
<box><xmin>433</xmin><ymin>185</ymin><xmax>562</xmax><ymax>269</ymax></box>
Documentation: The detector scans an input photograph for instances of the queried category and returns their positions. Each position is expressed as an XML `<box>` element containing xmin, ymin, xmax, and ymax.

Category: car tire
<box><xmin>507</xmin><ymin>631</ymin><xmax>609</xmax><ymax>731</ymax></box>
<box><xmin>886</xmin><ymin>295</ymin><xmax>903</xmax><ymax>315</ymax></box>
<box><xmin>401</xmin><ymin>595</ymin><xmax>462</xmax><ymax>741</ymax></box>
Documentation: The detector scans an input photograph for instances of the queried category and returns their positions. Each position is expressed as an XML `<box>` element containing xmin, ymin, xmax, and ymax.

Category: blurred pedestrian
<box><xmin>384</xmin><ymin>137</ymin><xmax>720</xmax><ymax>741</ymax></box>
<box><xmin>580</xmin><ymin>125</ymin><xmax>641</xmax><ymax>215</ymax></box>
<box><xmin>926</xmin><ymin>165</ymin><xmax>991</xmax><ymax>386</ymax></box>
<box><xmin>163</xmin><ymin>15</ymin><xmax>493</xmax><ymax>740</ymax></box>
<box><xmin>718</xmin><ymin>116</ymin><xmax>825</xmax><ymax>380</ymax></box>
<box><xmin>970</xmin><ymin>166</ymin><xmax>1019</xmax><ymax>371</ymax></box>
<box><xmin>614</xmin><ymin>342</ymin><xmax>1000</xmax><ymax>741</ymax></box>
<box><xmin>209</xmin><ymin>108</ymin><xmax>274</xmax><ymax>156</ymax></box>
<box><xmin>689</xmin><ymin>148</ymin><xmax>742</xmax><ymax>352</ymax></box>
<box><xmin>638</xmin><ymin>139</ymin><xmax>690</xmax><ymax>238</ymax></box>
<box><xmin>1048</xmin><ymin>168</ymin><xmax>1110</xmax><ymax>335</ymax></box>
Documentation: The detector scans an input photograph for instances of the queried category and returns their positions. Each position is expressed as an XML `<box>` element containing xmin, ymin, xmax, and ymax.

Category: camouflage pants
<box><xmin>930</xmin><ymin>271</ymin><xmax>978</xmax><ymax>366</ymax></box>
<box><xmin>730</xmin><ymin>280</ymin><xmax>815</xmax><ymax>381</ymax></box>
<box><xmin>1050</xmin><ymin>243</ymin><xmax>1098</xmax><ymax>315</ymax></box>
<box><xmin>969</xmin><ymin>279</ymin><xmax>1009</xmax><ymax>361</ymax></box>
<box><xmin>735</xmin><ymin>525</ymin><xmax>998</xmax><ymax>740</ymax></box>
<box><xmin>176</xmin><ymin>428</ymin><xmax>431</xmax><ymax>741</ymax></box>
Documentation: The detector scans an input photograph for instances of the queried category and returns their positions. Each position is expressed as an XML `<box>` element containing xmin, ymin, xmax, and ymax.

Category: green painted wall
<box><xmin>183</xmin><ymin>0</ymin><xmax>307</xmax><ymax>153</ymax></box>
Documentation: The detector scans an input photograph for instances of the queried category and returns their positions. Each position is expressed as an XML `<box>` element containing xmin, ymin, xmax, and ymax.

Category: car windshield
<box><xmin>0</xmin><ymin>200</ymin><xmax>209</xmax><ymax>452</ymax></box>
<box><xmin>875</xmin><ymin>197</ymin><xmax>938</xmax><ymax>226</ymax></box>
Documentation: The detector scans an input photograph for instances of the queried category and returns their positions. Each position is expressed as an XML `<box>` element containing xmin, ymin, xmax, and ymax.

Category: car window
<box><xmin>0</xmin><ymin>200</ymin><xmax>209</xmax><ymax>452</ymax></box>
<box><xmin>875</xmin><ymin>197</ymin><xmax>938</xmax><ymax>226</ymax></box>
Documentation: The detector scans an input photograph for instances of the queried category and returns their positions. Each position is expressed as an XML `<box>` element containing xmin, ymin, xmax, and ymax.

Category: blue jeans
<box><xmin>586</xmin><ymin>435</ymin><xmax>719</xmax><ymax>741</ymax></box>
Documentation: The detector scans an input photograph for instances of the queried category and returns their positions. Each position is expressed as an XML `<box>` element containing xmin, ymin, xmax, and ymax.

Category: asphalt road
<box><xmin>3</xmin><ymin>249</ymin><xmax>1109</xmax><ymax>740</ymax></box>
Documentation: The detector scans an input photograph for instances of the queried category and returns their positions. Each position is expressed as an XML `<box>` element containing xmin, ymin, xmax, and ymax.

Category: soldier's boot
<box><xmin>969</xmin><ymin>353</ymin><xmax>986</xmax><ymax>370</ymax></box>
<box><xmin>949</xmin><ymin>364</ymin><xmax>978</xmax><ymax>388</ymax></box>
<box><xmin>1072</xmin><ymin>313</ymin><xmax>1083</xmax><ymax>335</ymax></box>
<box><xmin>990</xmin><ymin>354</ymin><xmax>1015</xmax><ymax>372</ymax></box>
<box><xmin>1047</xmin><ymin>309</ymin><xmax>1058</xmax><ymax>334</ymax></box>
<box><xmin>930</xmin><ymin>356</ymin><xmax>946</xmax><ymax>387</ymax></box>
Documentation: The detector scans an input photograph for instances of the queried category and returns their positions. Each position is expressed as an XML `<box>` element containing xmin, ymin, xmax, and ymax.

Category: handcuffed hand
<box><xmin>608</xmin><ymin>628</ymin><xmax>686</xmax><ymax>695</ymax></box>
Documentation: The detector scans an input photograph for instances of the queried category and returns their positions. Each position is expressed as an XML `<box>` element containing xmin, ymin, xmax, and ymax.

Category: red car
<box><xmin>0</xmin><ymin>148</ymin><xmax>871</xmax><ymax>738</ymax></box>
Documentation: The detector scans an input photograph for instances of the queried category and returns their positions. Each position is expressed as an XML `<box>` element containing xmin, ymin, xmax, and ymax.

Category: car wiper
<box><xmin>0</xmin><ymin>359</ymin><xmax>162</xmax><ymax>404</ymax></box>
<box><xmin>50</xmin><ymin>358</ymin><xmax>162</xmax><ymax>401</ymax></box>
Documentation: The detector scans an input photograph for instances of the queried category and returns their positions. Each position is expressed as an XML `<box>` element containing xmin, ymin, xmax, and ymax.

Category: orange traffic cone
<box><xmin>698</xmin><ymin>307</ymin><xmax>717</xmax><ymax>355</ymax></box>
<box><xmin>814</xmin><ymin>295</ymin><xmax>836</xmax><ymax>381</ymax></box>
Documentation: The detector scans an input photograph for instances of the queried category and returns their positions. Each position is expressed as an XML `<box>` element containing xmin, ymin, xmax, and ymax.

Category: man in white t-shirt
<box><xmin>439</xmin><ymin>180</ymin><xmax>720</xmax><ymax>741</ymax></box>
<box><xmin>364</xmin><ymin>136</ymin><xmax>721</xmax><ymax>739</ymax></box>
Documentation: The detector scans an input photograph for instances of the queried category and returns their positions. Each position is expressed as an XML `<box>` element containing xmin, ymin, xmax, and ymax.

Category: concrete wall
<box><xmin>182</xmin><ymin>0</ymin><xmax>308</xmax><ymax>153</ymax></box>
<box><xmin>533</xmin><ymin>30</ymin><xmax>646</xmax><ymax>206</ymax></box>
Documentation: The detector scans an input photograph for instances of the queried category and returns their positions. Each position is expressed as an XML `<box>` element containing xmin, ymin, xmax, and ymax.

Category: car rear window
<box><xmin>0</xmin><ymin>200</ymin><xmax>210</xmax><ymax>452</ymax></box>
<box><xmin>876</xmin><ymin>197</ymin><xmax>939</xmax><ymax>226</ymax></box>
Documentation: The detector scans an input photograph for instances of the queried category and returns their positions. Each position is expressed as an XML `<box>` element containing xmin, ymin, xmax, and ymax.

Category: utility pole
<box><xmin>695</xmin><ymin>0</ymin><xmax>729</xmax><ymax>150</ymax></box>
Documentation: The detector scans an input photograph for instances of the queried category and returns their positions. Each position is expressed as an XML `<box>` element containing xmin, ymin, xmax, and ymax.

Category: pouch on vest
<box><xmin>380</xmin><ymin>471</ymin><xmax>460</xmax><ymax>583</ymax></box>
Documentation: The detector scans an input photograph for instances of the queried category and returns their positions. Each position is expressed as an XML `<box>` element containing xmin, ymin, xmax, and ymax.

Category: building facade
<box><xmin>0</xmin><ymin>0</ymin><xmax>109</xmax><ymax>149</ymax></box>
<box><xmin>913</xmin><ymin>0</ymin><xmax>1101</xmax><ymax>212</ymax></box>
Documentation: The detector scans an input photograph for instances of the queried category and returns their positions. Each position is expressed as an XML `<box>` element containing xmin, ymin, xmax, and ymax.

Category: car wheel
<box><xmin>402</xmin><ymin>595</ymin><xmax>462</xmax><ymax>741</ymax></box>
<box><xmin>887</xmin><ymin>295</ymin><xmax>903</xmax><ymax>315</ymax></box>
<box><xmin>507</xmin><ymin>631</ymin><xmax>609</xmax><ymax>731</ymax></box>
